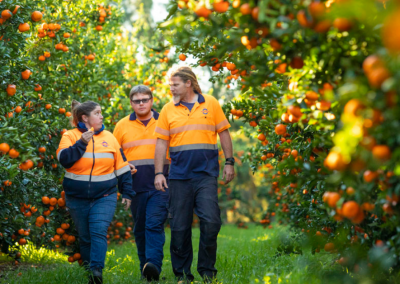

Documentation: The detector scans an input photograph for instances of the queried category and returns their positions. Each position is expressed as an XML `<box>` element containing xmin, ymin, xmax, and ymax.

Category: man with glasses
<box><xmin>114</xmin><ymin>85</ymin><xmax>169</xmax><ymax>282</ymax></box>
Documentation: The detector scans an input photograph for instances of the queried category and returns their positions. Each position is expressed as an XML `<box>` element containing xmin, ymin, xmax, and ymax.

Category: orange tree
<box><xmin>160</xmin><ymin>0</ymin><xmax>400</xmax><ymax>278</ymax></box>
<box><xmin>0</xmin><ymin>0</ymin><xmax>174</xmax><ymax>263</ymax></box>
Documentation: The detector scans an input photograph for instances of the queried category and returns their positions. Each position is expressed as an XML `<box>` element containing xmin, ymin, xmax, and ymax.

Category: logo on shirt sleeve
<box><xmin>202</xmin><ymin>108</ymin><xmax>209</xmax><ymax>115</ymax></box>
<box><xmin>102</xmin><ymin>140</ymin><xmax>109</xmax><ymax>147</ymax></box>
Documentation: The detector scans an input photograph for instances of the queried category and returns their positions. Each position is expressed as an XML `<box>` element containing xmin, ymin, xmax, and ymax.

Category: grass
<box><xmin>0</xmin><ymin>225</ymin><xmax>379</xmax><ymax>284</ymax></box>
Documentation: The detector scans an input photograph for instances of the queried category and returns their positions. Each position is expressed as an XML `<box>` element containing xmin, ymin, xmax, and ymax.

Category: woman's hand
<box><xmin>128</xmin><ymin>164</ymin><xmax>137</xmax><ymax>175</ymax></box>
<box><xmin>80</xmin><ymin>129</ymin><xmax>94</xmax><ymax>144</ymax></box>
<box><xmin>122</xmin><ymin>198</ymin><xmax>131</xmax><ymax>210</ymax></box>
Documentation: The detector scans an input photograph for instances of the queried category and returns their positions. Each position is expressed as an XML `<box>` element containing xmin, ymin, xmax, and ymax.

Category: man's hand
<box><xmin>80</xmin><ymin>129</ymin><xmax>94</xmax><ymax>144</ymax></box>
<box><xmin>128</xmin><ymin>164</ymin><xmax>137</xmax><ymax>175</ymax></box>
<box><xmin>154</xmin><ymin>174</ymin><xmax>168</xmax><ymax>192</ymax></box>
<box><xmin>122</xmin><ymin>198</ymin><xmax>131</xmax><ymax>210</ymax></box>
<box><xmin>222</xmin><ymin>164</ymin><xmax>235</xmax><ymax>184</ymax></box>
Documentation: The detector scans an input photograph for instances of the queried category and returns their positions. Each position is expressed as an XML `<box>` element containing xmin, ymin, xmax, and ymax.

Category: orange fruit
<box><xmin>59</xmin><ymin>108</ymin><xmax>66</xmax><ymax>114</ymax></box>
<box><xmin>251</xmin><ymin>7</ymin><xmax>259</xmax><ymax>21</ymax></box>
<box><xmin>316</xmin><ymin>100</ymin><xmax>331</xmax><ymax>111</ymax></box>
<box><xmin>49</xmin><ymin>197</ymin><xmax>57</xmax><ymax>206</ymax></box>
<box><xmin>382</xmin><ymin>9</ymin><xmax>400</xmax><ymax>53</ymax></box>
<box><xmin>346</xmin><ymin>187</ymin><xmax>355</xmax><ymax>195</ymax></box>
<box><xmin>58</xmin><ymin>198</ymin><xmax>66</xmax><ymax>207</ymax></box>
<box><xmin>65</xmin><ymin>112</ymin><xmax>72</xmax><ymax>117</ymax></box>
<box><xmin>42</xmin><ymin>196</ymin><xmax>50</xmax><ymax>204</ymax></box>
<box><xmin>297</xmin><ymin>10</ymin><xmax>313</xmax><ymax>28</ymax></box>
<box><xmin>0</xmin><ymin>143</ymin><xmax>10</xmax><ymax>154</ymax></box>
<box><xmin>333</xmin><ymin>18</ymin><xmax>352</xmax><ymax>31</ymax></box>
<box><xmin>249</xmin><ymin>121</ymin><xmax>257</xmax><ymax>127</ymax></box>
<box><xmin>363</xmin><ymin>170</ymin><xmax>378</xmax><ymax>183</ymax></box>
<box><xmin>73</xmin><ymin>253</ymin><xmax>81</xmax><ymax>260</ymax></box>
<box><xmin>15</xmin><ymin>106</ymin><xmax>22</xmax><ymax>113</ymax></box>
<box><xmin>275</xmin><ymin>63</ymin><xmax>287</xmax><ymax>74</ymax></box>
<box><xmin>38</xmin><ymin>55</ymin><xmax>46</xmax><ymax>61</ymax></box>
<box><xmin>288</xmin><ymin>106</ymin><xmax>302</xmax><ymax>118</ymax></box>
<box><xmin>275</xmin><ymin>124</ymin><xmax>286</xmax><ymax>135</ymax></box>
<box><xmin>54</xmin><ymin>235</ymin><xmax>61</xmax><ymax>242</ymax></box>
<box><xmin>327</xmin><ymin>192</ymin><xmax>341</xmax><ymax>208</ymax></box>
<box><xmin>38</xmin><ymin>147</ymin><xmax>46</xmax><ymax>153</ymax></box>
<box><xmin>324</xmin><ymin>151</ymin><xmax>347</xmax><ymax>171</ymax></box>
<box><xmin>18</xmin><ymin>238</ymin><xmax>27</xmax><ymax>245</ymax></box>
<box><xmin>34</xmin><ymin>84</ymin><xmax>42</xmax><ymax>91</ymax></box>
<box><xmin>257</xmin><ymin>133</ymin><xmax>266</xmax><ymax>141</ymax></box>
<box><xmin>344</xmin><ymin>99</ymin><xmax>364</xmax><ymax>116</ymax></box>
<box><xmin>367</xmin><ymin>67</ymin><xmax>390</xmax><ymax>88</ymax></box>
<box><xmin>87</xmin><ymin>54</ymin><xmax>95</xmax><ymax>61</ymax></box>
<box><xmin>308</xmin><ymin>1</ymin><xmax>325</xmax><ymax>18</ymax></box>
<box><xmin>95</xmin><ymin>25</ymin><xmax>103</xmax><ymax>31</ymax></box>
<box><xmin>18</xmin><ymin>229</ymin><xmax>25</xmax><ymax>235</ymax></box>
<box><xmin>44</xmin><ymin>52</ymin><xmax>50</xmax><ymax>58</ymax></box>
<box><xmin>314</xmin><ymin>20</ymin><xmax>331</xmax><ymax>33</ymax></box>
<box><xmin>67</xmin><ymin>235</ymin><xmax>76</xmax><ymax>243</ymax></box>
<box><xmin>362</xmin><ymin>55</ymin><xmax>384</xmax><ymax>74</ymax></box>
<box><xmin>31</xmin><ymin>11</ymin><xmax>43</xmax><ymax>22</ymax></box>
<box><xmin>68</xmin><ymin>256</ymin><xmax>75</xmax><ymax>262</ymax></box>
<box><xmin>20</xmin><ymin>160</ymin><xmax>34</xmax><ymax>171</ymax></box>
<box><xmin>214</xmin><ymin>1</ymin><xmax>229</xmax><ymax>13</ymax></box>
<box><xmin>12</xmin><ymin>5</ymin><xmax>20</xmax><ymax>15</ymax></box>
<box><xmin>372</xmin><ymin>145</ymin><xmax>391</xmax><ymax>161</ymax></box>
<box><xmin>8</xmin><ymin>149</ymin><xmax>19</xmax><ymax>158</ymax></box>
<box><xmin>305</xmin><ymin>91</ymin><xmax>319</xmax><ymax>101</ymax></box>
<box><xmin>61</xmin><ymin>223</ymin><xmax>70</xmax><ymax>230</ymax></box>
<box><xmin>342</xmin><ymin>201</ymin><xmax>360</xmax><ymax>219</ymax></box>
<box><xmin>291</xmin><ymin>150</ymin><xmax>298</xmax><ymax>158</ymax></box>
<box><xmin>56</xmin><ymin>228</ymin><xmax>65</xmax><ymax>235</ymax></box>
<box><xmin>270</xmin><ymin>39</ymin><xmax>282</xmax><ymax>51</ymax></box>
<box><xmin>6</xmin><ymin>84</ymin><xmax>16</xmax><ymax>96</ymax></box>
<box><xmin>324</xmin><ymin>242</ymin><xmax>335</xmax><ymax>252</ymax></box>
<box><xmin>1</xmin><ymin>10</ymin><xmax>12</xmax><ymax>20</ymax></box>
<box><xmin>194</xmin><ymin>4</ymin><xmax>212</xmax><ymax>18</ymax></box>
<box><xmin>178</xmin><ymin>54</ymin><xmax>187</xmax><ymax>61</ymax></box>
<box><xmin>351</xmin><ymin>209</ymin><xmax>365</xmax><ymax>224</ymax></box>
<box><xmin>18</xmin><ymin>23</ymin><xmax>30</xmax><ymax>32</ymax></box>
<box><xmin>63</xmin><ymin>32</ymin><xmax>70</xmax><ymax>38</ymax></box>
<box><xmin>21</xmin><ymin>70</ymin><xmax>32</xmax><ymax>80</ymax></box>
<box><xmin>240</xmin><ymin>3</ymin><xmax>252</xmax><ymax>15</ymax></box>
<box><xmin>290</xmin><ymin>56</ymin><xmax>304</xmax><ymax>70</ymax></box>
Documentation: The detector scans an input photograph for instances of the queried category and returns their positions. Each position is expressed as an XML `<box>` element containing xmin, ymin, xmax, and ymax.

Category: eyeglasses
<box><xmin>131</xmin><ymin>98</ymin><xmax>152</xmax><ymax>104</ymax></box>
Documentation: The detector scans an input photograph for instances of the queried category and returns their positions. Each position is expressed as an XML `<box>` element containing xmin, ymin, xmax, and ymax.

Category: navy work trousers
<box><xmin>130</xmin><ymin>190</ymin><xmax>169</xmax><ymax>274</ymax></box>
<box><xmin>168</xmin><ymin>175</ymin><xmax>222</xmax><ymax>281</ymax></box>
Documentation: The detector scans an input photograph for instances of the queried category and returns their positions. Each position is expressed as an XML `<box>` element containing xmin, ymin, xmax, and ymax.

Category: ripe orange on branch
<box><xmin>31</xmin><ymin>11</ymin><xmax>43</xmax><ymax>22</ymax></box>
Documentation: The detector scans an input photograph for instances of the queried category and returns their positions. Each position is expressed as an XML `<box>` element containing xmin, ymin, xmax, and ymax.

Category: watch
<box><xmin>225</xmin><ymin>157</ymin><xmax>235</xmax><ymax>166</ymax></box>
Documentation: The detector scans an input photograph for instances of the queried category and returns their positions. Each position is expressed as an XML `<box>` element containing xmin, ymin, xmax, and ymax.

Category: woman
<box><xmin>56</xmin><ymin>100</ymin><xmax>135</xmax><ymax>284</ymax></box>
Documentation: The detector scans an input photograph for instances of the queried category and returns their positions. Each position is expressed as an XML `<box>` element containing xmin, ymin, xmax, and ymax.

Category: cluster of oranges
<box><xmin>106</xmin><ymin>221</ymin><xmax>133</xmax><ymax>245</ymax></box>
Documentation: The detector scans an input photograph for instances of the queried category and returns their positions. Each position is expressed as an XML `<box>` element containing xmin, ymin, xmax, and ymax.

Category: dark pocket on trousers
<box><xmin>166</xmin><ymin>201</ymin><xmax>173</xmax><ymax>219</ymax></box>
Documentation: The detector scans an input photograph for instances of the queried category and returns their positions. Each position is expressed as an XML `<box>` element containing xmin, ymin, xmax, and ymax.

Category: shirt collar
<box><xmin>77</xmin><ymin>122</ymin><xmax>105</xmax><ymax>134</ymax></box>
<box><xmin>174</xmin><ymin>91</ymin><xmax>205</xmax><ymax>106</ymax></box>
<box><xmin>129</xmin><ymin>109</ymin><xmax>159</xmax><ymax>121</ymax></box>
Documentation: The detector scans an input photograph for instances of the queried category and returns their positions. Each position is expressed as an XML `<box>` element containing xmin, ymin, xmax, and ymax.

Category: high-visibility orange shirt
<box><xmin>155</xmin><ymin>93</ymin><xmax>230</xmax><ymax>179</ymax></box>
<box><xmin>113</xmin><ymin>110</ymin><xmax>169</xmax><ymax>192</ymax></box>
<box><xmin>56</xmin><ymin>128</ymin><xmax>132</xmax><ymax>199</ymax></box>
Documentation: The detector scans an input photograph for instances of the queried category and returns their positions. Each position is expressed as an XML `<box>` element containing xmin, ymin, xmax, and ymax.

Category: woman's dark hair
<box><xmin>71</xmin><ymin>100</ymin><xmax>100</xmax><ymax>127</ymax></box>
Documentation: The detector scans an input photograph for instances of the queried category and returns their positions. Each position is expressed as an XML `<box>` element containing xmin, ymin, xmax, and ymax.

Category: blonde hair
<box><xmin>169</xmin><ymin>66</ymin><xmax>202</xmax><ymax>94</ymax></box>
<box><xmin>71</xmin><ymin>100</ymin><xmax>99</xmax><ymax>127</ymax></box>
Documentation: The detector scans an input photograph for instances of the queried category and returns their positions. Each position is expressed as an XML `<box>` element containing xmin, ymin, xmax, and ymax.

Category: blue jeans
<box><xmin>66</xmin><ymin>192</ymin><xmax>117</xmax><ymax>270</ymax></box>
<box><xmin>130</xmin><ymin>190</ymin><xmax>168</xmax><ymax>274</ymax></box>
<box><xmin>168</xmin><ymin>175</ymin><xmax>222</xmax><ymax>281</ymax></box>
